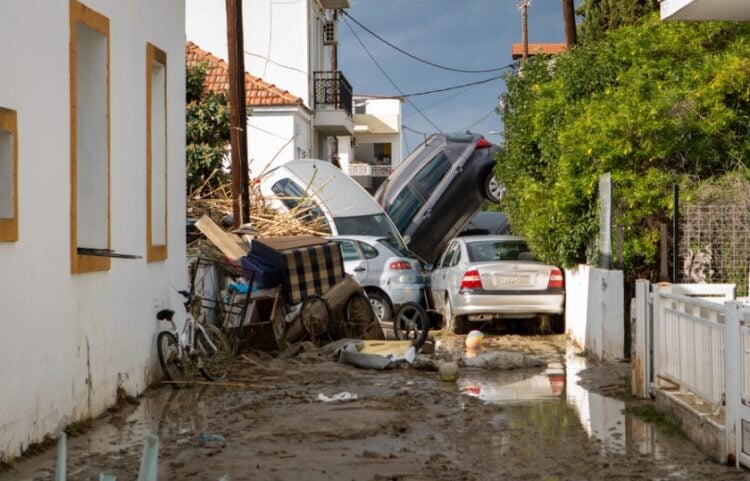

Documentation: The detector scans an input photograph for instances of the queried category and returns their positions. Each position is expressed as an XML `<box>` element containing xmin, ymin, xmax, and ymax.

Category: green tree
<box><xmin>186</xmin><ymin>63</ymin><xmax>231</xmax><ymax>195</ymax></box>
<box><xmin>498</xmin><ymin>15</ymin><xmax>750</xmax><ymax>273</ymax></box>
<box><xmin>577</xmin><ymin>0</ymin><xmax>658</xmax><ymax>44</ymax></box>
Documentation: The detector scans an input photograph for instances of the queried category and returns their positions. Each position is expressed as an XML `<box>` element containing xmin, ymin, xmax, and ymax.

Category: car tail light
<box><xmin>548</xmin><ymin>268</ymin><xmax>564</xmax><ymax>289</ymax></box>
<box><xmin>460</xmin><ymin>270</ymin><xmax>482</xmax><ymax>290</ymax></box>
<box><xmin>389</xmin><ymin>261</ymin><xmax>412</xmax><ymax>270</ymax></box>
<box><xmin>475</xmin><ymin>138</ymin><xmax>492</xmax><ymax>149</ymax></box>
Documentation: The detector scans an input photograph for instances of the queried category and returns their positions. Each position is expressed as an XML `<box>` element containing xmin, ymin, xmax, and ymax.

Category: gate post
<box><xmin>724</xmin><ymin>301</ymin><xmax>741</xmax><ymax>466</ymax></box>
<box><xmin>633</xmin><ymin>280</ymin><xmax>651</xmax><ymax>398</ymax></box>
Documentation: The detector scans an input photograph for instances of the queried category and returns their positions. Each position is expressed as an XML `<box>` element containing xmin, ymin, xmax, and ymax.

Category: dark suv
<box><xmin>374</xmin><ymin>132</ymin><xmax>503</xmax><ymax>264</ymax></box>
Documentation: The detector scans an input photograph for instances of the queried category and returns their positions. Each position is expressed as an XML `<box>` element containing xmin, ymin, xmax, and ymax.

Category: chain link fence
<box><xmin>679</xmin><ymin>204</ymin><xmax>750</xmax><ymax>297</ymax></box>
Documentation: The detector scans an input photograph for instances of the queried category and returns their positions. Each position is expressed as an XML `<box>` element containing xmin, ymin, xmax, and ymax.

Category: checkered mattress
<box><xmin>280</xmin><ymin>243</ymin><xmax>345</xmax><ymax>305</ymax></box>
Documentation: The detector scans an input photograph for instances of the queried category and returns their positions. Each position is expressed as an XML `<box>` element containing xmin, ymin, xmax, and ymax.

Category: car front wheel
<box><xmin>483</xmin><ymin>172</ymin><xmax>505</xmax><ymax>202</ymax></box>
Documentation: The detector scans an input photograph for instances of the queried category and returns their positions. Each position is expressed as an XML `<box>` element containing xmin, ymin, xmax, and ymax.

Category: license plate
<box><xmin>495</xmin><ymin>275</ymin><xmax>532</xmax><ymax>287</ymax></box>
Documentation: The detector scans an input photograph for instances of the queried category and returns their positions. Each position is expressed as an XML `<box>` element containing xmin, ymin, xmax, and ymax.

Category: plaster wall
<box><xmin>248</xmin><ymin>108</ymin><xmax>311</xmax><ymax>177</ymax></box>
<box><xmin>0</xmin><ymin>0</ymin><xmax>187</xmax><ymax>459</ymax></box>
<box><xmin>565</xmin><ymin>265</ymin><xmax>624</xmax><ymax>361</ymax></box>
<box><xmin>185</xmin><ymin>0</ymin><xmax>317</xmax><ymax>106</ymax></box>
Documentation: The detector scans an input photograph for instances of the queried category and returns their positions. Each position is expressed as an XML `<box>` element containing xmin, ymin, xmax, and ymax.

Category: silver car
<box><xmin>329</xmin><ymin>235</ymin><xmax>424</xmax><ymax>325</ymax></box>
<box><xmin>429</xmin><ymin>235</ymin><xmax>565</xmax><ymax>334</ymax></box>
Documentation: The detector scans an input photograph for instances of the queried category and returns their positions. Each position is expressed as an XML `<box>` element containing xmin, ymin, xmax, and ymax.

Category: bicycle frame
<box><xmin>159</xmin><ymin>311</ymin><xmax>218</xmax><ymax>359</ymax></box>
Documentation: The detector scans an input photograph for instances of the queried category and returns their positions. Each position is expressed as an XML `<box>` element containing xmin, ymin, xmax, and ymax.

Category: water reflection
<box><xmin>458</xmin><ymin>346</ymin><xmax>665</xmax><ymax>458</ymax></box>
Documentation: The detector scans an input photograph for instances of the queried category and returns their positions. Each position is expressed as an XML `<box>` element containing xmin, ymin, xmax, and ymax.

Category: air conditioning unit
<box><xmin>323</xmin><ymin>20</ymin><xmax>338</xmax><ymax>46</ymax></box>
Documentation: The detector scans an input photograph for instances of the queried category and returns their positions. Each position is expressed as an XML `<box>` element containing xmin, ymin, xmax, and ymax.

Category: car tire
<box><xmin>443</xmin><ymin>296</ymin><xmax>468</xmax><ymax>335</ymax></box>
<box><xmin>367</xmin><ymin>290</ymin><xmax>393</xmax><ymax>326</ymax></box>
<box><xmin>483</xmin><ymin>172</ymin><xmax>504</xmax><ymax>202</ymax></box>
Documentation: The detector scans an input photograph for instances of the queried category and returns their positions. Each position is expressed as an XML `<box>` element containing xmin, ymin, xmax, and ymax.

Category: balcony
<box><xmin>313</xmin><ymin>71</ymin><xmax>354</xmax><ymax>136</ymax></box>
<box><xmin>347</xmin><ymin>163</ymin><xmax>392</xmax><ymax>194</ymax></box>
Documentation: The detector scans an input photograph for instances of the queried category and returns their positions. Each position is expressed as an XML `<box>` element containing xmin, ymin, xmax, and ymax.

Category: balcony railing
<box><xmin>313</xmin><ymin>71</ymin><xmax>353</xmax><ymax>118</ymax></box>
<box><xmin>348</xmin><ymin>164</ymin><xmax>392</xmax><ymax>177</ymax></box>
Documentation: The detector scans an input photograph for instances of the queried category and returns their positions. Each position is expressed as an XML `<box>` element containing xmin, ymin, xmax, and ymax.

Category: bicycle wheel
<box><xmin>344</xmin><ymin>293</ymin><xmax>378</xmax><ymax>339</ymax></box>
<box><xmin>300</xmin><ymin>295</ymin><xmax>331</xmax><ymax>339</ymax></box>
<box><xmin>157</xmin><ymin>331</ymin><xmax>188</xmax><ymax>389</ymax></box>
<box><xmin>196</xmin><ymin>324</ymin><xmax>232</xmax><ymax>381</ymax></box>
<box><xmin>393</xmin><ymin>302</ymin><xmax>430</xmax><ymax>349</ymax></box>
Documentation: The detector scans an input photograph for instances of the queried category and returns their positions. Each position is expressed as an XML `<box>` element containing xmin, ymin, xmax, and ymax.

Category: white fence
<box><xmin>633</xmin><ymin>281</ymin><xmax>750</xmax><ymax>467</ymax></box>
<box><xmin>347</xmin><ymin>164</ymin><xmax>392</xmax><ymax>177</ymax></box>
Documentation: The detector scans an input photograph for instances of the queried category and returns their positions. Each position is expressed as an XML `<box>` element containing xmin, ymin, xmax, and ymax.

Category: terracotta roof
<box><xmin>185</xmin><ymin>41</ymin><xmax>306</xmax><ymax>109</ymax></box>
<box><xmin>511</xmin><ymin>43</ymin><xmax>568</xmax><ymax>60</ymax></box>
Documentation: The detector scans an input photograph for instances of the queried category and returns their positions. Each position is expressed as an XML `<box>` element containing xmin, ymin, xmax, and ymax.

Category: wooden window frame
<box><xmin>146</xmin><ymin>43</ymin><xmax>168</xmax><ymax>262</ymax></box>
<box><xmin>70</xmin><ymin>0</ymin><xmax>111</xmax><ymax>274</ymax></box>
<box><xmin>0</xmin><ymin>107</ymin><xmax>18</xmax><ymax>242</ymax></box>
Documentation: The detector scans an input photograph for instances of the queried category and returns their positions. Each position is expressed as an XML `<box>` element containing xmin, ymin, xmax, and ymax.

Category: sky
<box><xmin>337</xmin><ymin>0</ymin><xmax>578</xmax><ymax>156</ymax></box>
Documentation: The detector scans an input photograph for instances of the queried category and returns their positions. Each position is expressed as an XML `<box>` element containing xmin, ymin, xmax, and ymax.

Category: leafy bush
<box><xmin>497</xmin><ymin>16</ymin><xmax>750</xmax><ymax>272</ymax></box>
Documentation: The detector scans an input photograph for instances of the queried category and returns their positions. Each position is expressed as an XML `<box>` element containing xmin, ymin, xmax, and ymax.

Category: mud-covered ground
<box><xmin>2</xmin><ymin>332</ymin><xmax>747</xmax><ymax>481</ymax></box>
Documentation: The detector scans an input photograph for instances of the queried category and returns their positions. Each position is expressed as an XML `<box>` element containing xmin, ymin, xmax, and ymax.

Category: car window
<box><xmin>414</xmin><ymin>152</ymin><xmax>451</xmax><ymax>192</ymax></box>
<box><xmin>466</xmin><ymin>240</ymin><xmax>534</xmax><ymax>262</ymax></box>
<box><xmin>335</xmin><ymin>240</ymin><xmax>361</xmax><ymax>262</ymax></box>
<box><xmin>450</xmin><ymin>247</ymin><xmax>461</xmax><ymax>267</ymax></box>
<box><xmin>271</xmin><ymin>178</ymin><xmax>330</xmax><ymax>231</ymax></box>
<box><xmin>439</xmin><ymin>242</ymin><xmax>458</xmax><ymax>268</ymax></box>
<box><xmin>334</xmin><ymin>214</ymin><xmax>408</xmax><ymax>254</ymax></box>
<box><xmin>386</xmin><ymin>187</ymin><xmax>424</xmax><ymax>232</ymax></box>
<box><xmin>358</xmin><ymin>241</ymin><xmax>379</xmax><ymax>259</ymax></box>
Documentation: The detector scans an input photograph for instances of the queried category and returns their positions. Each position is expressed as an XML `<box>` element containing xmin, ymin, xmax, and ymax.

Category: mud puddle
<box><xmin>3</xmin><ymin>336</ymin><xmax>748</xmax><ymax>481</ymax></box>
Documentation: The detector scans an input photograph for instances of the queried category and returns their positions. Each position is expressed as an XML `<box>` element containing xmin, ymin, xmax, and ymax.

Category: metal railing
<box><xmin>313</xmin><ymin>71</ymin><xmax>352</xmax><ymax>117</ymax></box>
<box><xmin>347</xmin><ymin>164</ymin><xmax>392</xmax><ymax>177</ymax></box>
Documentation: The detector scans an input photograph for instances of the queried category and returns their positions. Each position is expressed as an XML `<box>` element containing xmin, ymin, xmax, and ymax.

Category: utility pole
<box><xmin>517</xmin><ymin>0</ymin><xmax>531</xmax><ymax>60</ymax></box>
<box><xmin>329</xmin><ymin>9</ymin><xmax>341</xmax><ymax>168</ymax></box>
<box><xmin>562</xmin><ymin>0</ymin><xmax>577</xmax><ymax>47</ymax></box>
<box><xmin>226</xmin><ymin>0</ymin><xmax>250</xmax><ymax>227</ymax></box>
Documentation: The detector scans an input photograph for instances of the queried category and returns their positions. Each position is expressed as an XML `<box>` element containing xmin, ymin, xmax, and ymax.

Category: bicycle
<box><xmin>156</xmin><ymin>290</ymin><xmax>233</xmax><ymax>388</ymax></box>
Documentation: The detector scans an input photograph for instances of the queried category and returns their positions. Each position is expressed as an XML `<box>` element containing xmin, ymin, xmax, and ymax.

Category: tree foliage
<box><xmin>497</xmin><ymin>16</ymin><xmax>750</xmax><ymax>272</ymax></box>
<box><xmin>577</xmin><ymin>0</ymin><xmax>658</xmax><ymax>44</ymax></box>
<box><xmin>186</xmin><ymin>63</ymin><xmax>231</xmax><ymax>195</ymax></box>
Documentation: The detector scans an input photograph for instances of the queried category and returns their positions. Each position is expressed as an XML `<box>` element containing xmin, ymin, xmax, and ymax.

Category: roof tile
<box><xmin>185</xmin><ymin>41</ymin><xmax>306</xmax><ymax>109</ymax></box>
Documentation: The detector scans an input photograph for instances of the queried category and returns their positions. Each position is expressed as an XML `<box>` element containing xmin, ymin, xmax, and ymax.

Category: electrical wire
<box><xmin>460</xmin><ymin>107</ymin><xmax>498</xmax><ymax>132</ymax></box>
<box><xmin>403</xmin><ymin>83</ymin><xmax>482</xmax><ymax>118</ymax></box>
<box><xmin>342</xmin><ymin>15</ymin><xmax>443</xmax><ymax>134</ymax></box>
<box><xmin>401</xmin><ymin>75</ymin><xmax>503</xmax><ymax>98</ymax></box>
<box><xmin>342</xmin><ymin>10</ymin><xmax>516</xmax><ymax>74</ymax></box>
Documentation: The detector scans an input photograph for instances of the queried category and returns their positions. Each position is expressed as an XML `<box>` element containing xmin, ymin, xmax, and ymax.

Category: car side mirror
<box><xmin>424</xmin><ymin>263</ymin><xmax>434</xmax><ymax>271</ymax></box>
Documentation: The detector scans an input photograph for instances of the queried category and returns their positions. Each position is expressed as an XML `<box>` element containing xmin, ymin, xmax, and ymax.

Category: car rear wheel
<box><xmin>483</xmin><ymin>172</ymin><xmax>504</xmax><ymax>202</ymax></box>
<box><xmin>443</xmin><ymin>296</ymin><xmax>468</xmax><ymax>335</ymax></box>
<box><xmin>367</xmin><ymin>290</ymin><xmax>393</xmax><ymax>326</ymax></box>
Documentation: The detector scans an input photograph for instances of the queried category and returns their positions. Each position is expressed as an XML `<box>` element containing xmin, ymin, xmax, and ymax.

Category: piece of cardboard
<box><xmin>194</xmin><ymin>215</ymin><xmax>249</xmax><ymax>262</ymax></box>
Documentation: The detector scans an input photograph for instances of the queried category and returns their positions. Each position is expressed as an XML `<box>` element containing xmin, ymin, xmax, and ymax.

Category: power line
<box><xmin>402</xmin><ymin>75</ymin><xmax>503</xmax><ymax>98</ymax></box>
<box><xmin>460</xmin><ymin>107</ymin><xmax>498</xmax><ymax>132</ymax></box>
<box><xmin>342</xmin><ymin>15</ymin><xmax>443</xmax><ymax>134</ymax></box>
<box><xmin>342</xmin><ymin>10</ymin><xmax>516</xmax><ymax>74</ymax></box>
<box><xmin>403</xmin><ymin>84</ymin><xmax>480</xmax><ymax>118</ymax></box>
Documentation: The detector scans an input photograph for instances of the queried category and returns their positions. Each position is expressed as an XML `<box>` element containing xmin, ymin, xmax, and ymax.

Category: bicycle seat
<box><xmin>157</xmin><ymin>309</ymin><xmax>174</xmax><ymax>321</ymax></box>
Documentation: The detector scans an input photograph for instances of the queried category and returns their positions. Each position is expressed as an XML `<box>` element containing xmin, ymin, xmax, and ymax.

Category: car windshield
<box><xmin>387</xmin><ymin>188</ymin><xmax>423</xmax><ymax>232</ymax></box>
<box><xmin>271</xmin><ymin>178</ymin><xmax>330</xmax><ymax>232</ymax></box>
<box><xmin>466</xmin><ymin>240</ymin><xmax>535</xmax><ymax>262</ymax></box>
<box><xmin>334</xmin><ymin>214</ymin><xmax>408</xmax><ymax>253</ymax></box>
<box><xmin>377</xmin><ymin>237</ymin><xmax>411</xmax><ymax>257</ymax></box>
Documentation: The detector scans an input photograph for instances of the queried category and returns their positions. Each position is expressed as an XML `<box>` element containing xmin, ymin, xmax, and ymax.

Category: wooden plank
<box><xmin>195</xmin><ymin>215</ymin><xmax>249</xmax><ymax>261</ymax></box>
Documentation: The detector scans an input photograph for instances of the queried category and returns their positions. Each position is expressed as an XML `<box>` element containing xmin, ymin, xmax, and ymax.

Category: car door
<box><xmin>430</xmin><ymin>240</ymin><xmax>459</xmax><ymax>309</ymax></box>
<box><xmin>333</xmin><ymin>239</ymin><xmax>368</xmax><ymax>283</ymax></box>
<box><xmin>356</xmin><ymin>240</ymin><xmax>383</xmax><ymax>287</ymax></box>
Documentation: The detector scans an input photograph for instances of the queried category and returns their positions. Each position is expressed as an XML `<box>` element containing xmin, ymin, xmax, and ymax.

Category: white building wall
<box><xmin>565</xmin><ymin>265</ymin><xmax>625</xmax><ymax>361</ymax></box>
<box><xmin>248</xmin><ymin>108</ymin><xmax>312</xmax><ymax>177</ymax></box>
<box><xmin>185</xmin><ymin>0</ymin><xmax>319</xmax><ymax>107</ymax></box>
<box><xmin>0</xmin><ymin>0</ymin><xmax>186</xmax><ymax>458</ymax></box>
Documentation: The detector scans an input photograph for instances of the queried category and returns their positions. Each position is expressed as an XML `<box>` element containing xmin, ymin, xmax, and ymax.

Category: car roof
<box><xmin>375</xmin><ymin>133</ymin><xmax>482</xmax><ymax>205</ymax></box>
<box><xmin>328</xmin><ymin>235</ymin><xmax>386</xmax><ymax>243</ymax></box>
<box><xmin>266</xmin><ymin>159</ymin><xmax>383</xmax><ymax>217</ymax></box>
<box><xmin>456</xmin><ymin>235</ymin><xmax>525</xmax><ymax>243</ymax></box>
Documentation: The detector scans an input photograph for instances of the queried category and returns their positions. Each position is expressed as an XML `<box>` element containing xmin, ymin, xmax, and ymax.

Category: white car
<box><xmin>329</xmin><ymin>235</ymin><xmax>423</xmax><ymax>325</ymax></box>
<box><xmin>259</xmin><ymin>159</ymin><xmax>408</xmax><ymax>254</ymax></box>
<box><xmin>429</xmin><ymin>235</ymin><xmax>565</xmax><ymax>334</ymax></box>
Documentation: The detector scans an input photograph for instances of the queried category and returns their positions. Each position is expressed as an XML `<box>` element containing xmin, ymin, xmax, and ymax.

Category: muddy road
<box><xmin>2</xmin><ymin>332</ymin><xmax>747</xmax><ymax>481</ymax></box>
